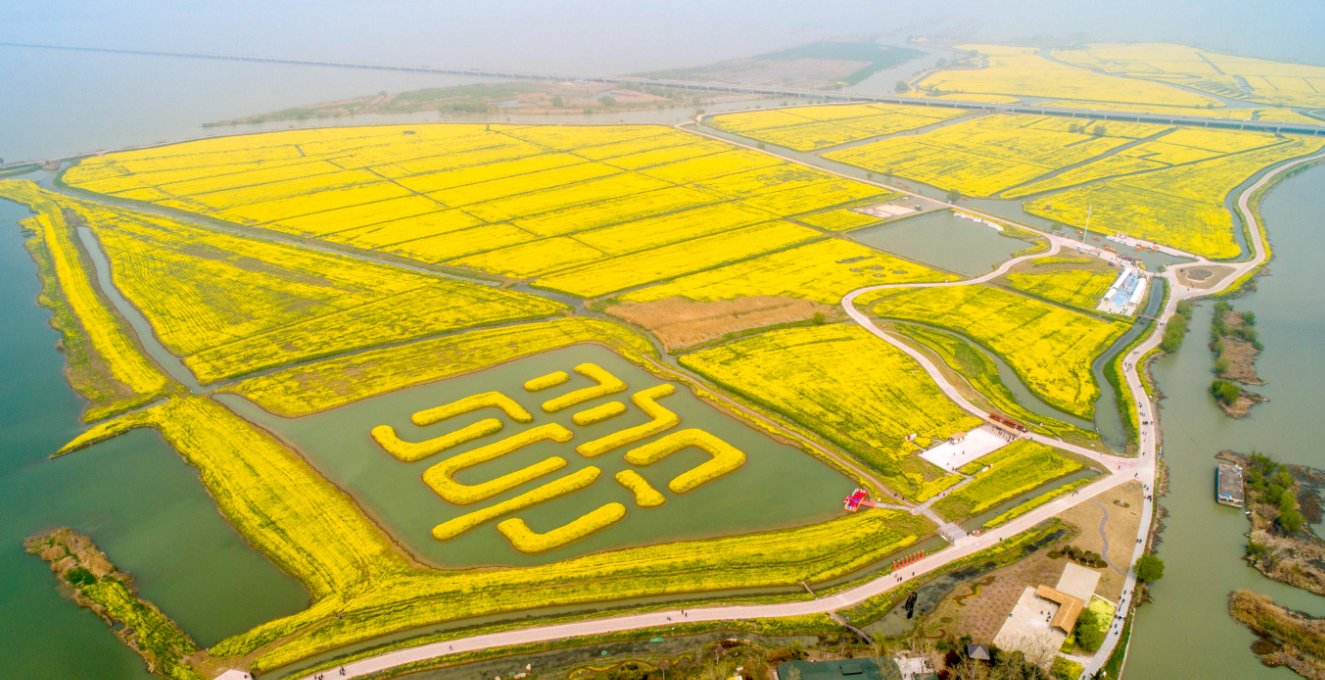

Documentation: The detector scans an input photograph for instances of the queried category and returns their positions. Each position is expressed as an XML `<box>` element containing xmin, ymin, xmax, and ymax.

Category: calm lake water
<box><xmin>1124</xmin><ymin>163</ymin><xmax>1325</xmax><ymax>678</ymax></box>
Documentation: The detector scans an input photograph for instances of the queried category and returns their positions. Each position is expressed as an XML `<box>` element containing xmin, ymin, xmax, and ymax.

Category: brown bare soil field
<box><xmin>606</xmin><ymin>296</ymin><xmax>841</xmax><ymax>352</ymax></box>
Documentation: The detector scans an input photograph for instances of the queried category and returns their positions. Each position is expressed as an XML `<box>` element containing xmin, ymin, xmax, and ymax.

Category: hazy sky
<box><xmin>4</xmin><ymin>0</ymin><xmax>1323</xmax><ymax>162</ymax></box>
<box><xmin>4</xmin><ymin>0</ymin><xmax>1325</xmax><ymax>72</ymax></box>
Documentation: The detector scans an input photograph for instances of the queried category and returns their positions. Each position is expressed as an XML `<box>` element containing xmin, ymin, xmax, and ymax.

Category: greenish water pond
<box><xmin>851</xmin><ymin>209</ymin><xmax>1031</xmax><ymax>277</ymax></box>
<box><xmin>221</xmin><ymin>343</ymin><xmax>853</xmax><ymax>568</ymax></box>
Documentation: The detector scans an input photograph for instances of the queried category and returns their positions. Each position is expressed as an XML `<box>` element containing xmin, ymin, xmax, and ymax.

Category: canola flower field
<box><xmin>66</xmin><ymin>123</ymin><xmax>903</xmax><ymax>299</ymax></box>
<box><xmin>707</xmin><ymin>102</ymin><xmax>967</xmax><ymax>151</ymax></box>
<box><xmin>0</xmin><ymin>181</ymin><xmax>174</xmax><ymax>420</ymax></box>
<box><xmin>825</xmin><ymin>113</ymin><xmax>1166</xmax><ymax>198</ymax></box>
<box><xmin>920</xmin><ymin>44</ymin><xmax>1220</xmax><ymax>107</ymax></box>
<box><xmin>679</xmin><ymin>324</ymin><xmax>980</xmax><ymax>500</ymax></box>
<box><xmin>1054</xmin><ymin>42</ymin><xmax>1325</xmax><ymax>110</ymax></box>
<box><xmin>1024</xmin><ymin>133</ymin><xmax>1325</xmax><ymax>258</ymax></box>
<box><xmin>1000</xmin><ymin>256</ymin><xmax>1120</xmax><ymax>313</ymax></box>
<box><xmin>932</xmin><ymin>440</ymin><xmax>1086</xmax><ymax>521</ymax></box>
<box><xmin>863</xmin><ymin>284</ymin><xmax>1128</xmax><ymax>419</ymax></box>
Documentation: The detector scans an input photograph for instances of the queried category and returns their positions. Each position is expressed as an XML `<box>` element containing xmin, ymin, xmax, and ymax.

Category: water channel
<box><xmin>1123</xmin><ymin>163</ymin><xmax>1325</xmax><ymax>678</ymax></box>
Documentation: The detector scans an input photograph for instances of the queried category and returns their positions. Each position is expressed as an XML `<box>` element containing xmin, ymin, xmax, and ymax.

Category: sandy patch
<box><xmin>1176</xmin><ymin>264</ymin><xmax>1236</xmax><ymax>290</ymax></box>
<box><xmin>605</xmin><ymin>296</ymin><xmax>841</xmax><ymax>352</ymax></box>
<box><xmin>1056</xmin><ymin>481</ymin><xmax>1144</xmax><ymax>600</ymax></box>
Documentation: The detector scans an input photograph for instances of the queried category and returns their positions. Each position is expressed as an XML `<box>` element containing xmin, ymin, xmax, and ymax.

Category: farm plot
<box><xmin>29</xmin><ymin>185</ymin><xmax>562</xmax><ymax>384</ymax></box>
<box><xmin>708</xmin><ymin>102</ymin><xmax>967</xmax><ymax>151</ymax></box>
<box><xmin>0</xmin><ymin>181</ymin><xmax>174</xmax><ymax>419</ymax></box>
<box><xmin>65</xmin><ymin>123</ymin><xmax>898</xmax><ymax>293</ymax></box>
<box><xmin>932</xmin><ymin>440</ymin><xmax>1086</xmax><ymax>521</ymax></box>
<box><xmin>824</xmin><ymin>114</ymin><xmax>1166</xmax><ymax>197</ymax></box>
<box><xmin>1003</xmin><ymin>127</ymin><xmax>1294</xmax><ymax>198</ymax></box>
<box><xmin>680</xmin><ymin>324</ymin><xmax>980</xmax><ymax>500</ymax></box>
<box><xmin>229</xmin><ymin>318</ymin><xmax>656</xmax><ymax>417</ymax></box>
<box><xmin>622</xmin><ymin>238</ymin><xmax>947</xmax><ymax>306</ymax></box>
<box><xmin>1054</xmin><ymin>42</ymin><xmax>1325</xmax><ymax>109</ymax></box>
<box><xmin>1000</xmin><ymin>256</ymin><xmax>1120</xmax><ymax>313</ymax></box>
<box><xmin>862</xmin><ymin>284</ymin><xmax>1128</xmax><ymax>419</ymax></box>
<box><xmin>1024</xmin><ymin>134</ymin><xmax>1325</xmax><ymax>258</ymax></box>
<box><xmin>920</xmin><ymin>44</ymin><xmax>1219</xmax><ymax>107</ymax></box>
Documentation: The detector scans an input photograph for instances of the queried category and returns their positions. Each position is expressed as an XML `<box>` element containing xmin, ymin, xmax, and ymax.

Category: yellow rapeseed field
<box><xmin>1001</xmin><ymin>257</ymin><xmax>1120</xmax><ymax>313</ymax></box>
<box><xmin>921</xmin><ymin>44</ymin><xmax>1220</xmax><ymax>107</ymax></box>
<box><xmin>709</xmin><ymin>103</ymin><xmax>967</xmax><ymax>151</ymax></box>
<box><xmin>622</xmin><ymin>238</ymin><xmax>948</xmax><ymax>306</ymax></box>
<box><xmin>1055</xmin><ymin>42</ymin><xmax>1325</xmax><ymax>109</ymax></box>
<box><xmin>932</xmin><ymin>440</ymin><xmax>1085</xmax><ymax>521</ymax></box>
<box><xmin>864</xmin><ymin>284</ymin><xmax>1128</xmax><ymax>419</ymax></box>
<box><xmin>1025</xmin><ymin>134</ymin><xmax>1325</xmax><ymax>258</ymax></box>
<box><xmin>0</xmin><ymin>181</ymin><xmax>173</xmax><ymax>418</ymax></box>
<box><xmin>66</xmin><ymin>123</ymin><xmax>901</xmax><ymax>294</ymax></box>
<box><xmin>227</xmin><ymin>318</ymin><xmax>658</xmax><ymax>417</ymax></box>
<box><xmin>680</xmin><ymin>324</ymin><xmax>979</xmax><ymax>500</ymax></box>
<box><xmin>33</xmin><ymin>189</ymin><xmax>565</xmax><ymax>384</ymax></box>
<box><xmin>824</xmin><ymin>114</ymin><xmax>1166</xmax><ymax>197</ymax></box>
<box><xmin>1004</xmin><ymin>127</ymin><xmax>1291</xmax><ymax>198</ymax></box>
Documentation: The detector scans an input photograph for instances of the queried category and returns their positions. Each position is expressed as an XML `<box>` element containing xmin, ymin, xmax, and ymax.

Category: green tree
<box><xmin>946</xmin><ymin>188</ymin><xmax>963</xmax><ymax>203</ymax></box>
<box><xmin>1211</xmin><ymin>379</ymin><xmax>1242</xmax><ymax>405</ymax></box>
<box><xmin>1136</xmin><ymin>554</ymin><xmax>1165</xmax><ymax>582</ymax></box>
<box><xmin>895</xmin><ymin>80</ymin><xmax>910</xmax><ymax>93</ymax></box>
<box><xmin>1073</xmin><ymin>608</ymin><xmax>1105</xmax><ymax>652</ymax></box>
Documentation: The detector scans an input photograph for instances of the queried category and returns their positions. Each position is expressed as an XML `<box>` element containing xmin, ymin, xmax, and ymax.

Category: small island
<box><xmin>1209</xmin><ymin>301</ymin><xmax>1266</xmax><ymax>417</ymax></box>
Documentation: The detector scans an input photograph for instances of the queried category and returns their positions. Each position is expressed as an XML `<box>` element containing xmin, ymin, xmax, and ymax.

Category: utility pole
<box><xmin>1082</xmin><ymin>204</ymin><xmax>1092</xmax><ymax>246</ymax></box>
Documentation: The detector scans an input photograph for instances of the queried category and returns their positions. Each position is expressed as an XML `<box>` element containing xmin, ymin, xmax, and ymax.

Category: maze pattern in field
<box><xmin>66</xmin><ymin>123</ymin><xmax>900</xmax><ymax>298</ymax></box>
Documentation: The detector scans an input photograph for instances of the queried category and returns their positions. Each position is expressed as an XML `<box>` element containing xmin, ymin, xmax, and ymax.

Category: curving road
<box><xmin>283</xmin><ymin>140</ymin><xmax>1325</xmax><ymax>680</ymax></box>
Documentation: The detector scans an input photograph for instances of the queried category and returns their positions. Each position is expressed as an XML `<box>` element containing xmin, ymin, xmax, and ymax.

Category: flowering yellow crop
<box><xmin>1001</xmin><ymin>258</ymin><xmax>1119</xmax><ymax>313</ymax></box>
<box><xmin>431</xmin><ymin>466</ymin><xmax>601</xmax><ymax>540</ymax></box>
<box><xmin>623</xmin><ymin>238</ymin><xmax>946</xmax><ymax>306</ymax></box>
<box><xmin>709</xmin><ymin>103</ymin><xmax>967</xmax><ymax>151</ymax></box>
<box><xmin>0</xmin><ymin>181</ymin><xmax>172</xmax><ymax>419</ymax></box>
<box><xmin>575</xmin><ymin>384</ymin><xmax>680</xmax><ymax>457</ymax></box>
<box><xmin>681</xmin><ymin>324</ymin><xmax>980</xmax><ymax>499</ymax></box>
<box><xmin>421</xmin><ymin>424</ymin><xmax>575</xmax><ymax>505</ymax></box>
<box><xmin>524</xmin><ymin>371</ymin><xmax>571</xmax><ymax>392</ymax></box>
<box><xmin>932</xmin><ymin>440</ymin><xmax>1085</xmax><ymax>521</ymax></box>
<box><xmin>67</xmin><ymin>123</ymin><xmax>904</xmax><ymax>289</ymax></box>
<box><xmin>613</xmin><ymin>470</ymin><xmax>666</xmax><ymax>507</ymax></box>
<box><xmin>624</xmin><ymin>429</ymin><xmax>747</xmax><ymax>493</ymax></box>
<box><xmin>1025</xmin><ymin>134</ymin><xmax>1325</xmax><ymax>258</ymax></box>
<box><xmin>497</xmin><ymin>502</ymin><xmax>628</xmax><ymax>554</ymax></box>
<box><xmin>1055</xmin><ymin>42</ymin><xmax>1325</xmax><ymax>109</ymax></box>
<box><xmin>534</xmin><ymin>221</ymin><xmax>820</xmax><ymax>298</ymax></box>
<box><xmin>372</xmin><ymin>418</ymin><xmax>505</xmax><ymax>463</ymax></box>
<box><xmin>825</xmin><ymin>114</ymin><xmax>1162</xmax><ymax>197</ymax></box>
<box><xmin>864</xmin><ymin>284</ymin><xmax>1127</xmax><ymax>418</ymax></box>
<box><xmin>227</xmin><ymin>318</ymin><xmax>657</xmax><ymax>417</ymax></box>
<box><xmin>572</xmin><ymin>400</ymin><xmax>628</xmax><ymax>427</ymax></box>
<box><xmin>922</xmin><ymin>44</ymin><xmax>1218</xmax><ymax>107</ymax></box>
<box><xmin>540</xmin><ymin>363</ymin><xmax>628</xmax><ymax>413</ymax></box>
